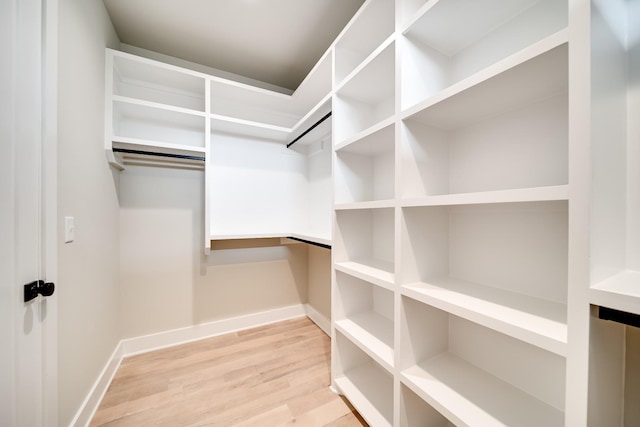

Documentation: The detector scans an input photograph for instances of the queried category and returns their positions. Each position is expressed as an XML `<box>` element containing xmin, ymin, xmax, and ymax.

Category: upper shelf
<box><xmin>105</xmin><ymin>48</ymin><xmax>333</xmax><ymax>166</ymax></box>
<box><xmin>402</xmin><ymin>37</ymin><xmax>568</xmax><ymax>130</ymax></box>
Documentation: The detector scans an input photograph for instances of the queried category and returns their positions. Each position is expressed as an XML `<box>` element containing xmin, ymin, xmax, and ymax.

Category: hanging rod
<box><xmin>287</xmin><ymin>111</ymin><xmax>332</xmax><ymax>149</ymax></box>
<box><xmin>113</xmin><ymin>148</ymin><xmax>205</xmax><ymax>162</ymax></box>
<box><xmin>286</xmin><ymin>236</ymin><xmax>331</xmax><ymax>250</ymax></box>
<box><xmin>598</xmin><ymin>306</ymin><xmax>640</xmax><ymax>328</ymax></box>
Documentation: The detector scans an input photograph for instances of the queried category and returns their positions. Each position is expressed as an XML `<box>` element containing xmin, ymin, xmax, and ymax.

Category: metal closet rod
<box><xmin>598</xmin><ymin>306</ymin><xmax>640</xmax><ymax>328</ymax></box>
<box><xmin>113</xmin><ymin>148</ymin><xmax>205</xmax><ymax>162</ymax></box>
<box><xmin>287</xmin><ymin>111</ymin><xmax>332</xmax><ymax>149</ymax></box>
<box><xmin>286</xmin><ymin>236</ymin><xmax>331</xmax><ymax>250</ymax></box>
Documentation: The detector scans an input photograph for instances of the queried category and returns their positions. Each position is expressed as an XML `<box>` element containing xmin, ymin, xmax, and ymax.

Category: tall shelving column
<box><xmin>331</xmin><ymin>0</ymin><xmax>396</xmax><ymax>426</ymax></box>
<box><xmin>583</xmin><ymin>0</ymin><xmax>640</xmax><ymax>424</ymax></box>
<box><xmin>396</xmin><ymin>0</ymin><xmax>569</xmax><ymax>425</ymax></box>
<box><xmin>332</xmin><ymin>0</ymin><xmax>578</xmax><ymax>425</ymax></box>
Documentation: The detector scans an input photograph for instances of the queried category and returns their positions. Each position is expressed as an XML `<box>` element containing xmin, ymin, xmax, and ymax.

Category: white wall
<box><xmin>57</xmin><ymin>0</ymin><xmax>120</xmax><ymax>425</ymax></box>
<box><xmin>307</xmin><ymin>245</ymin><xmax>332</xmax><ymax>322</ymax></box>
<box><xmin>119</xmin><ymin>165</ymin><xmax>310</xmax><ymax>339</ymax></box>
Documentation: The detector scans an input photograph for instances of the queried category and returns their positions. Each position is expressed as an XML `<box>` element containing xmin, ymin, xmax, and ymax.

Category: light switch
<box><xmin>64</xmin><ymin>216</ymin><xmax>74</xmax><ymax>243</ymax></box>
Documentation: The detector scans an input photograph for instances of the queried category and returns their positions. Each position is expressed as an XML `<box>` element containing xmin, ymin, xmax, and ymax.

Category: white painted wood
<box><xmin>401</xmin><ymin>202</ymin><xmax>568</xmax><ymax>304</ymax></box>
<box><xmin>334</xmin><ymin>0</ymin><xmax>395</xmax><ymax>86</ymax></box>
<box><xmin>400</xmin><ymin>0</ymin><xmax>567</xmax><ymax>110</ymax></box>
<box><xmin>400</xmin><ymin>384</ymin><xmax>455</xmax><ymax>427</ymax></box>
<box><xmin>2</xmin><ymin>0</ymin><xmax>58</xmax><ymax>424</ymax></box>
<box><xmin>400</xmin><ymin>299</ymin><xmax>566</xmax><ymax>425</ymax></box>
<box><xmin>113</xmin><ymin>101</ymin><xmax>206</xmax><ymax>148</ymax></box>
<box><xmin>590</xmin><ymin>270</ymin><xmax>640</xmax><ymax>315</ymax></box>
<box><xmin>401</xmin><ymin>354</ymin><xmax>563</xmax><ymax>427</ymax></box>
<box><xmin>334</xmin><ymin>41</ymin><xmax>395</xmax><ymax>143</ymax></box>
<box><xmin>335</xmin><ymin>122</ymin><xmax>395</xmax><ymax>204</ymax></box>
<box><xmin>334</xmin><ymin>332</ymin><xmax>394</xmax><ymax>427</ymax></box>
<box><xmin>401</xmin><ymin>94</ymin><xmax>568</xmax><ymax>197</ymax></box>
<box><xmin>401</xmin><ymin>185</ymin><xmax>569</xmax><ymax>207</ymax></box>
<box><xmin>402</xmin><ymin>279</ymin><xmax>567</xmax><ymax>356</ymax></box>
<box><xmin>335</xmin><ymin>272</ymin><xmax>394</xmax><ymax>369</ymax></box>
<box><xmin>112</xmin><ymin>51</ymin><xmax>206</xmax><ymax>111</ymax></box>
<box><xmin>334</xmin><ymin>208</ymin><xmax>395</xmax><ymax>278</ymax></box>
<box><xmin>402</xmin><ymin>37</ymin><xmax>568</xmax><ymax>129</ymax></box>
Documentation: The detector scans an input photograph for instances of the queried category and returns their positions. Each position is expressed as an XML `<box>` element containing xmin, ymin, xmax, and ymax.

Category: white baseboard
<box><xmin>304</xmin><ymin>304</ymin><xmax>330</xmax><ymax>336</ymax></box>
<box><xmin>72</xmin><ymin>304</ymin><xmax>310</xmax><ymax>426</ymax></box>
<box><xmin>121</xmin><ymin>304</ymin><xmax>307</xmax><ymax>356</ymax></box>
<box><xmin>70</xmin><ymin>341</ymin><xmax>124</xmax><ymax>427</ymax></box>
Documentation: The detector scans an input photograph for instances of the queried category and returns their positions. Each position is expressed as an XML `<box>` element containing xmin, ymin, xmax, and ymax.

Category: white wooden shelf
<box><xmin>401</xmin><ymin>185</ymin><xmax>569</xmax><ymax>208</ymax></box>
<box><xmin>334</xmin><ymin>115</ymin><xmax>395</xmax><ymax>151</ymax></box>
<box><xmin>335</xmin><ymin>312</ymin><xmax>394</xmax><ymax>371</ymax></box>
<box><xmin>111</xmin><ymin>49</ymin><xmax>206</xmax><ymax>111</ymax></box>
<box><xmin>403</xmin><ymin>278</ymin><xmax>567</xmax><ymax>356</ymax></box>
<box><xmin>334</xmin><ymin>0</ymin><xmax>395</xmax><ymax>86</ymax></box>
<box><xmin>335</xmin><ymin>260</ymin><xmax>394</xmax><ymax>290</ymax></box>
<box><xmin>112</xmin><ymin>137</ymin><xmax>206</xmax><ymax>157</ymax></box>
<box><xmin>334</xmin><ymin>40</ymin><xmax>395</xmax><ymax>144</ymax></box>
<box><xmin>210</xmin><ymin>232</ymin><xmax>331</xmax><ymax>248</ymax></box>
<box><xmin>333</xmin><ymin>362</ymin><xmax>393</xmax><ymax>427</ymax></box>
<box><xmin>401</xmin><ymin>353</ymin><xmax>564</xmax><ymax>427</ymax></box>
<box><xmin>335</xmin><ymin>200</ymin><xmax>396</xmax><ymax>210</ymax></box>
<box><xmin>401</xmin><ymin>33</ymin><xmax>568</xmax><ymax>129</ymax></box>
<box><xmin>590</xmin><ymin>270</ymin><xmax>640</xmax><ymax>316</ymax></box>
<box><xmin>335</xmin><ymin>121</ymin><xmax>395</xmax><ymax>204</ymax></box>
<box><xmin>400</xmin><ymin>0</ymin><xmax>567</xmax><ymax>110</ymax></box>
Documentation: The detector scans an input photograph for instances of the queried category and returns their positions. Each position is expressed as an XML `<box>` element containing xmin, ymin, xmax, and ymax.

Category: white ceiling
<box><xmin>103</xmin><ymin>0</ymin><xmax>365</xmax><ymax>91</ymax></box>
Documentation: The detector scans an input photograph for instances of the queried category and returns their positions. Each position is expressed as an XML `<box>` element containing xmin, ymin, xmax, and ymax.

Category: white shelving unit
<box><xmin>400</xmin><ymin>298</ymin><xmax>565</xmax><ymax>427</ymax></box>
<box><xmin>331</xmin><ymin>0</ymin><xmax>638</xmax><ymax>425</ymax></box>
<box><xmin>105</xmin><ymin>45</ymin><xmax>334</xmax><ymax>252</ymax></box>
<box><xmin>585</xmin><ymin>1</ymin><xmax>640</xmax><ymax>425</ymax></box>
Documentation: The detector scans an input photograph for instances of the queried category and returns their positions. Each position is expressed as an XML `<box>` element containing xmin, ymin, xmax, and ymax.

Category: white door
<box><xmin>1</xmin><ymin>0</ymin><xmax>58</xmax><ymax>425</ymax></box>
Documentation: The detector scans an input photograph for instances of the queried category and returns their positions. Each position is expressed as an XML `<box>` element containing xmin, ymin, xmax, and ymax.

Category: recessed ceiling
<box><xmin>103</xmin><ymin>0</ymin><xmax>365</xmax><ymax>91</ymax></box>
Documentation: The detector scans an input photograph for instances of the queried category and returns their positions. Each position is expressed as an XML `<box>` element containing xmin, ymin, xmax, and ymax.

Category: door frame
<box><xmin>1</xmin><ymin>0</ymin><xmax>58</xmax><ymax>425</ymax></box>
<box><xmin>42</xmin><ymin>0</ymin><xmax>59</xmax><ymax>424</ymax></box>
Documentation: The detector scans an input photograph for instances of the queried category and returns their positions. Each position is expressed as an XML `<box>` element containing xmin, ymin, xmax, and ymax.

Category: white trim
<box><xmin>121</xmin><ymin>304</ymin><xmax>307</xmax><ymax>356</ymax></box>
<box><xmin>72</xmin><ymin>304</ymin><xmax>330</xmax><ymax>426</ymax></box>
<box><xmin>70</xmin><ymin>342</ymin><xmax>125</xmax><ymax>427</ymax></box>
<box><xmin>305</xmin><ymin>304</ymin><xmax>331</xmax><ymax>336</ymax></box>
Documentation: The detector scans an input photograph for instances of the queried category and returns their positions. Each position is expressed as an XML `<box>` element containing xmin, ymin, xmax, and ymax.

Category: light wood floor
<box><xmin>90</xmin><ymin>317</ymin><xmax>367</xmax><ymax>426</ymax></box>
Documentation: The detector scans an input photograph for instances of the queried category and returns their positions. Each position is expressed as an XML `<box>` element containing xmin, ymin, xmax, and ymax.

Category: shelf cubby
<box><xmin>400</xmin><ymin>297</ymin><xmax>566</xmax><ymax>426</ymax></box>
<box><xmin>400</xmin><ymin>384</ymin><xmax>455</xmax><ymax>427</ymax></box>
<box><xmin>400</xmin><ymin>90</ymin><xmax>568</xmax><ymax>199</ymax></box>
<box><xmin>334</xmin><ymin>0</ymin><xmax>395</xmax><ymax>86</ymax></box>
<box><xmin>335</xmin><ymin>121</ymin><xmax>395</xmax><ymax>205</ymax></box>
<box><xmin>333</xmin><ymin>331</ymin><xmax>394</xmax><ymax>427</ymax></box>
<box><xmin>112</xmin><ymin>51</ymin><xmax>206</xmax><ymax>111</ymax></box>
<box><xmin>112</xmin><ymin>100</ymin><xmax>206</xmax><ymax>149</ymax></box>
<box><xmin>400</xmin><ymin>0</ymin><xmax>567</xmax><ymax>110</ymax></box>
<box><xmin>334</xmin><ymin>271</ymin><xmax>394</xmax><ymax>370</ymax></box>
<box><xmin>334</xmin><ymin>207</ymin><xmax>395</xmax><ymax>287</ymax></box>
<box><xmin>400</xmin><ymin>201</ymin><xmax>568</xmax><ymax>355</ymax></box>
<box><xmin>334</xmin><ymin>41</ymin><xmax>395</xmax><ymax>145</ymax></box>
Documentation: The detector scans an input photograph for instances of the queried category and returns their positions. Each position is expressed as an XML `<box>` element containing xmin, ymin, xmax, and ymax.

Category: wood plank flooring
<box><xmin>90</xmin><ymin>317</ymin><xmax>367</xmax><ymax>426</ymax></box>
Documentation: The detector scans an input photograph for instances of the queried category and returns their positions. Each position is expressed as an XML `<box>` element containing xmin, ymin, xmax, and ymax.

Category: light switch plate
<box><xmin>64</xmin><ymin>216</ymin><xmax>74</xmax><ymax>243</ymax></box>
